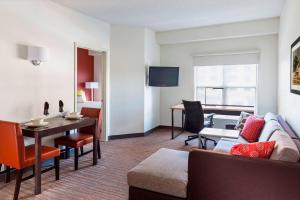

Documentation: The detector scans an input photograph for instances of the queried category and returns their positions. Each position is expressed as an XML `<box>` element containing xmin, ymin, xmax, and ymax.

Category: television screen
<box><xmin>149</xmin><ymin>66</ymin><xmax>179</xmax><ymax>87</ymax></box>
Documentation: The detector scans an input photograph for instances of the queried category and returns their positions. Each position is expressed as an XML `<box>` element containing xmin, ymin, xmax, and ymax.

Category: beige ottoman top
<box><xmin>127</xmin><ymin>148</ymin><xmax>188</xmax><ymax>198</ymax></box>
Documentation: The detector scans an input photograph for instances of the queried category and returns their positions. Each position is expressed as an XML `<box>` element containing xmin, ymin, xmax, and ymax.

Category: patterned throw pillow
<box><xmin>230</xmin><ymin>141</ymin><xmax>276</xmax><ymax>159</ymax></box>
<box><xmin>235</xmin><ymin>111</ymin><xmax>252</xmax><ymax>130</ymax></box>
<box><xmin>240</xmin><ymin>115</ymin><xmax>265</xmax><ymax>142</ymax></box>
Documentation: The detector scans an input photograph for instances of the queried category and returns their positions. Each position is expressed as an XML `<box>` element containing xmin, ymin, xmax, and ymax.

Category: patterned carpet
<box><xmin>0</xmin><ymin>128</ymin><xmax>214</xmax><ymax>200</ymax></box>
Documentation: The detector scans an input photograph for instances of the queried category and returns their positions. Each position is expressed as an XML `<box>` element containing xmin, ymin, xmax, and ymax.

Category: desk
<box><xmin>22</xmin><ymin>116</ymin><xmax>97</xmax><ymax>195</ymax></box>
<box><xmin>170</xmin><ymin>104</ymin><xmax>254</xmax><ymax>139</ymax></box>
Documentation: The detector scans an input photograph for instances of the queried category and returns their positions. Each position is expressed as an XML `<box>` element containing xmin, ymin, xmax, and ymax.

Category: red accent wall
<box><xmin>77</xmin><ymin>48</ymin><xmax>94</xmax><ymax>101</ymax></box>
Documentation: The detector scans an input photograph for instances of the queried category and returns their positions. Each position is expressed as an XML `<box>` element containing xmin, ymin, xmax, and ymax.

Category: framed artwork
<box><xmin>291</xmin><ymin>36</ymin><xmax>300</xmax><ymax>94</ymax></box>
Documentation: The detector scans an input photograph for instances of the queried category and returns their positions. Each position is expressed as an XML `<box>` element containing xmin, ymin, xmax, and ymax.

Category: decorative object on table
<box><xmin>27</xmin><ymin>46</ymin><xmax>49</xmax><ymax>66</ymax></box>
<box><xmin>291</xmin><ymin>36</ymin><xmax>300</xmax><ymax>94</ymax></box>
<box><xmin>44</xmin><ymin>102</ymin><xmax>49</xmax><ymax>116</ymax></box>
<box><xmin>59</xmin><ymin>100</ymin><xmax>64</xmax><ymax>113</ymax></box>
<box><xmin>65</xmin><ymin>112</ymin><xmax>83</xmax><ymax>120</ymax></box>
<box><xmin>25</xmin><ymin>118</ymin><xmax>49</xmax><ymax>128</ymax></box>
<box><xmin>85</xmin><ymin>82</ymin><xmax>99</xmax><ymax>101</ymax></box>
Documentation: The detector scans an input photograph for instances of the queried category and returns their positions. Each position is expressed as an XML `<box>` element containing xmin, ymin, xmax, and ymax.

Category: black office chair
<box><xmin>183</xmin><ymin>100</ymin><xmax>217</xmax><ymax>148</ymax></box>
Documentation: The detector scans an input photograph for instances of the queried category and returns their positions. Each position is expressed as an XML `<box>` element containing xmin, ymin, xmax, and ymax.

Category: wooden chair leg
<box><xmin>54</xmin><ymin>157</ymin><xmax>60</xmax><ymax>180</ymax></box>
<box><xmin>65</xmin><ymin>146</ymin><xmax>70</xmax><ymax>159</ymax></box>
<box><xmin>13</xmin><ymin>169</ymin><xmax>23</xmax><ymax>200</ymax></box>
<box><xmin>74</xmin><ymin>148</ymin><xmax>79</xmax><ymax>170</ymax></box>
<box><xmin>32</xmin><ymin>166</ymin><xmax>35</xmax><ymax>177</ymax></box>
<box><xmin>97</xmin><ymin>140</ymin><xmax>101</xmax><ymax>159</ymax></box>
<box><xmin>5</xmin><ymin>166</ymin><xmax>11</xmax><ymax>183</ymax></box>
<box><xmin>80</xmin><ymin>146</ymin><xmax>84</xmax><ymax>155</ymax></box>
<box><xmin>0</xmin><ymin>164</ymin><xmax>3</xmax><ymax>182</ymax></box>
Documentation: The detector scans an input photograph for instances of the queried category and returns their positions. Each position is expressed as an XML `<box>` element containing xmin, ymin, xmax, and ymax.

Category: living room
<box><xmin>0</xmin><ymin>0</ymin><xmax>300</xmax><ymax>200</ymax></box>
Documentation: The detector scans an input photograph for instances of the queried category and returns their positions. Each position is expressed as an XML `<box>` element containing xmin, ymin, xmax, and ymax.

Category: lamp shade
<box><xmin>27</xmin><ymin>46</ymin><xmax>49</xmax><ymax>61</ymax></box>
<box><xmin>85</xmin><ymin>82</ymin><xmax>99</xmax><ymax>89</ymax></box>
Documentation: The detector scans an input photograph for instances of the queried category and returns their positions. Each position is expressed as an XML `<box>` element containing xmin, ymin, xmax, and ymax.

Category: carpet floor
<box><xmin>0</xmin><ymin>128</ymin><xmax>215</xmax><ymax>200</ymax></box>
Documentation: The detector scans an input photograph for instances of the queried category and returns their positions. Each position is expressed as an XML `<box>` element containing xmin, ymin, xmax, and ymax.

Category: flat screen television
<box><xmin>148</xmin><ymin>66</ymin><xmax>179</xmax><ymax>87</ymax></box>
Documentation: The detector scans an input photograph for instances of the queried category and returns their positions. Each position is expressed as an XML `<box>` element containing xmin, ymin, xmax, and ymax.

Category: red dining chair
<box><xmin>0</xmin><ymin>120</ymin><xmax>60</xmax><ymax>200</ymax></box>
<box><xmin>54</xmin><ymin>107</ymin><xmax>101</xmax><ymax>170</ymax></box>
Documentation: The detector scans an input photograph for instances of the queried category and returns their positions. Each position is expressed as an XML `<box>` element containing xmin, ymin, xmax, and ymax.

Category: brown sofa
<box><xmin>188</xmin><ymin>149</ymin><xmax>300</xmax><ymax>200</ymax></box>
<box><xmin>128</xmin><ymin>114</ymin><xmax>300</xmax><ymax>200</ymax></box>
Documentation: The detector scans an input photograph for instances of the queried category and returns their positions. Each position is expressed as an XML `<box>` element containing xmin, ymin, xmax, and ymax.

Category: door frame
<box><xmin>74</xmin><ymin>42</ymin><xmax>110</xmax><ymax>141</ymax></box>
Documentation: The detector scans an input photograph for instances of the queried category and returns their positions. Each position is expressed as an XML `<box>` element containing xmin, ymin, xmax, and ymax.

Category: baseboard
<box><xmin>108</xmin><ymin>133</ymin><xmax>144</xmax><ymax>140</ymax></box>
<box><xmin>108</xmin><ymin>126</ymin><xmax>161</xmax><ymax>140</ymax></box>
<box><xmin>157</xmin><ymin>125</ymin><xmax>182</xmax><ymax>130</ymax></box>
<box><xmin>144</xmin><ymin>126</ymin><xmax>160</xmax><ymax>136</ymax></box>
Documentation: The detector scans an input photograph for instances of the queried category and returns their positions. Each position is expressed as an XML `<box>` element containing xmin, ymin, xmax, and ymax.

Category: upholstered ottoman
<box><xmin>127</xmin><ymin>148</ymin><xmax>188</xmax><ymax>200</ymax></box>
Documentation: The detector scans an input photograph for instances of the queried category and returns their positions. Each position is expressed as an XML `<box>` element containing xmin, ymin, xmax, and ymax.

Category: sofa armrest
<box><xmin>188</xmin><ymin>149</ymin><xmax>300</xmax><ymax>200</ymax></box>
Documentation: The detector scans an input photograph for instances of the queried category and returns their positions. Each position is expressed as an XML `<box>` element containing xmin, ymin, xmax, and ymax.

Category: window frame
<box><xmin>194</xmin><ymin>65</ymin><xmax>258</xmax><ymax>108</ymax></box>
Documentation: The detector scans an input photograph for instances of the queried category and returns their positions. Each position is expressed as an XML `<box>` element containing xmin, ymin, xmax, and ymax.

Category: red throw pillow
<box><xmin>240</xmin><ymin>115</ymin><xmax>265</xmax><ymax>142</ymax></box>
<box><xmin>230</xmin><ymin>141</ymin><xmax>276</xmax><ymax>159</ymax></box>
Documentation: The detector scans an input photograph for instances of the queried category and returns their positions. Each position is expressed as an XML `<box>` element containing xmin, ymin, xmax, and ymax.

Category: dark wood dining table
<box><xmin>21</xmin><ymin>116</ymin><xmax>98</xmax><ymax>195</ymax></box>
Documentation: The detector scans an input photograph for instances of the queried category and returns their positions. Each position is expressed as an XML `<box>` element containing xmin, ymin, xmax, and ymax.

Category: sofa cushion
<box><xmin>219</xmin><ymin>136</ymin><xmax>249</xmax><ymax>144</ymax></box>
<box><xmin>240</xmin><ymin>116</ymin><xmax>265</xmax><ymax>143</ymax></box>
<box><xmin>236</xmin><ymin>136</ymin><xmax>250</xmax><ymax>144</ymax></box>
<box><xmin>235</xmin><ymin>111</ymin><xmax>252</xmax><ymax>130</ymax></box>
<box><xmin>214</xmin><ymin>139</ymin><xmax>240</xmax><ymax>153</ymax></box>
<box><xmin>230</xmin><ymin>141</ymin><xmax>275</xmax><ymax>159</ymax></box>
<box><xmin>258</xmin><ymin>120</ymin><xmax>282</xmax><ymax>142</ymax></box>
<box><xmin>127</xmin><ymin>148</ymin><xmax>188</xmax><ymax>198</ymax></box>
<box><xmin>269</xmin><ymin>130</ymin><xmax>300</xmax><ymax>162</ymax></box>
<box><xmin>264</xmin><ymin>112</ymin><xmax>278</xmax><ymax>122</ymax></box>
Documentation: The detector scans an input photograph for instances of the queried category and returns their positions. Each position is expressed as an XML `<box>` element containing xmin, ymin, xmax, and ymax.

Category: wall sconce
<box><xmin>27</xmin><ymin>46</ymin><xmax>49</xmax><ymax>66</ymax></box>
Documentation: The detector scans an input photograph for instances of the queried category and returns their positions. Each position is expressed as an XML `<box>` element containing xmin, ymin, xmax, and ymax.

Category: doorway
<box><xmin>74</xmin><ymin>43</ymin><xmax>109</xmax><ymax>141</ymax></box>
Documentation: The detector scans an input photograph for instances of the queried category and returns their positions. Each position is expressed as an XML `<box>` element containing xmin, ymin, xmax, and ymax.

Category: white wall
<box><xmin>110</xmin><ymin>25</ymin><xmax>146</xmax><ymax>135</ymax></box>
<box><xmin>278</xmin><ymin>0</ymin><xmax>300</xmax><ymax>136</ymax></box>
<box><xmin>0</xmin><ymin>0</ymin><xmax>110</xmax><ymax>123</ymax></box>
<box><xmin>144</xmin><ymin>29</ymin><xmax>160</xmax><ymax>132</ymax></box>
<box><xmin>157</xmin><ymin>18</ymin><xmax>279</xmax><ymax>45</ymax></box>
<box><xmin>110</xmin><ymin>26</ymin><xmax>161</xmax><ymax>135</ymax></box>
<box><xmin>159</xmin><ymin>26</ymin><xmax>278</xmax><ymax>127</ymax></box>
<box><xmin>94</xmin><ymin>55</ymin><xmax>103</xmax><ymax>101</ymax></box>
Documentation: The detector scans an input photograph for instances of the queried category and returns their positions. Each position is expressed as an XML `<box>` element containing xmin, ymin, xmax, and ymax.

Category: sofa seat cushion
<box><xmin>258</xmin><ymin>120</ymin><xmax>282</xmax><ymax>142</ymax></box>
<box><xmin>213</xmin><ymin>139</ymin><xmax>240</xmax><ymax>153</ymax></box>
<box><xmin>221</xmin><ymin>136</ymin><xmax>249</xmax><ymax>144</ymax></box>
<box><xmin>127</xmin><ymin>148</ymin><xmax>188</xmax><ymax>198</ymax></box>
<box><xmin>269</xmin><ymin>130</ymin><xmax>300</xmax><ymax>162</ymax></box>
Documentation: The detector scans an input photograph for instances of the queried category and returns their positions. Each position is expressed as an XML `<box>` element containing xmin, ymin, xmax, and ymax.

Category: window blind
<box><xmin>193</xmin><ymin>51</ymin><xmax>260</xmax><ymax>66</ymax></box>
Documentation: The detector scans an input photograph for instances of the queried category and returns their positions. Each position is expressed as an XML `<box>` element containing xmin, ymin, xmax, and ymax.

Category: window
<box><xmin>194</xmin><ymin>64</ymin><xmax>257</xmax><ymax>107</ymax></box>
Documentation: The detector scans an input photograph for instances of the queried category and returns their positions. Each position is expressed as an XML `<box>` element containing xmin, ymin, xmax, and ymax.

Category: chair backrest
<box><xmin>183</xmin><ymin>100</ymin><xmax>204</xmax><ymax>134</ymax></box>
<box><xmin>0</xmin><ymin>121</ymin><xmax>25</xmax><ymax>169</ymax></box>
<box><xmin>80</xmin><ymin>107</ymin><xmax>102</xmax><ymax>139</ymax></box>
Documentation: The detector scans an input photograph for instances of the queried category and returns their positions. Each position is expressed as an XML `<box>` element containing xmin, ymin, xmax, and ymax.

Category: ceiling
<box><xmin>51</xmin><ymin>0</ymin><xmax>285</xmax><ymax>32</ymax></box>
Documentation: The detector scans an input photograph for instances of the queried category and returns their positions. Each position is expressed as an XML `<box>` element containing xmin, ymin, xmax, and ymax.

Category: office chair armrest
<box><xmin>206</xmin><ymin>113</ymin><xmax>216</xmax><ymax>119</ymax></box>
